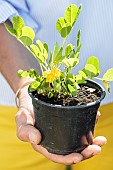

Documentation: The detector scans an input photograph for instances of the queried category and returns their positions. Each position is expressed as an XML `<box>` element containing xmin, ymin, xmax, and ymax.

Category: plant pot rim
<box><xmin>28</xmin><ymin>80</ymin><xmax>106</xmax><ymax>109</ymax></box>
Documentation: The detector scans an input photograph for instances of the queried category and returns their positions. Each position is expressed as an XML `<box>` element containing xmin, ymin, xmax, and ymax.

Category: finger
<box><xmin>81</xmin><ymin>136</ymin><xmax>106</xmax><ymax>159</ymax></box>
<box><xmin>93</xmin><ymin>136</ymin><xmax>107</xmax><ymax>146</ymax></box>
<box><xmin>15</xmin><ymin>109</ymin><xmax>41</xmax><ymax>144</ymax></box>
<box><xmin>81</xmin><ymin>144</ymin><xmax>101</xmax><ymax>159</ymax></box>
<box><xmin>16</xmin><ymin>124</ymin><xmax>41</xmax><ymax>144</ymax></box>
<box><xmin>32</xmin><ymin>144</ymin><xmax>83</xmax><ymax>165</ymax></box>
<box><xmin>15</xmin><ymin>108</ymin><xmax>34</xmax><ymax>127</ymax></box>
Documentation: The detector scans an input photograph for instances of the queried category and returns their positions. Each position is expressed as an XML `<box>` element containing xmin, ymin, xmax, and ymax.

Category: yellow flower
<box><xmin>43</xmin><ymin>68</ymin><xmax>61</xmax><ymax>83</ymax></box>
<box><xmin>46</xmin><ymin>73</ymin><xmax>56</xmax><ymax>83</ymax></box>
<box><xmin>51</xmin><ymin>68</ymin><xmax>61</xmax><ymax>78</ymax></box>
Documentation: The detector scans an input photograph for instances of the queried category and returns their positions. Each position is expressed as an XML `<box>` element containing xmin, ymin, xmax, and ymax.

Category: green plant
<box><xmin>5</xmin><ymin>4</ymin><xmax>113</xmax><ymax>100</ymax></box>
<box><xmin>66</xmin><ymin>165</ymin><xmax>72</xmax><ymax>170</ymax></box>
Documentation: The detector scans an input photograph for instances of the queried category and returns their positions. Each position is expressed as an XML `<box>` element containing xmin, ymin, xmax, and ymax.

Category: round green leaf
<box><xmin>103</xmin><ymin>68</ymin><xmax>113</xmax><ymax>81</ymax></box>
<box><xmin>19</xmin><ymin>36</ymin><xmax>32</xmax><ymax>46</ymax></box>
<box><xmin>85</xmin><ymin>64</ymin><xmax>98</xmax><ymax>78</ymax></box>
<box><xmin>102</xmin><ymin>80</ymin><xmax>110</xmax><ymax>93</ymax></box>
<box><xmin>36</xmin><ymin>40</ymin><xmax>44</xmax><ymax>52</ymax></box>
<box><xmin>56</xmin><ymin>17</ymin><xmax>66</xmax><ymax>35</ymax></box>
<box><xmin>18</xmin><ymin>70</ymin><xmax>29</xmax><ymax>78</ymax></box>
<box><xmin>56</xmin><ymin>17</ymin><xmax>72</xmax><ymax>38</ymax></box>
<box><xmin>4</xmin><ymin>23</ymin><xmax>17</xmax><ymax>37</ymax></box>
<box><xmin>61</xmin><ymin>24</ymin><xmax>72</xmax><ymax>38</ymax></box>
<box><xmin>68</xmin><ymin>84</ymin><xmax>77</xmax><ymax>96</ymax></box>
<box><xmin>64</xmin><ymin>4</ymin><xmax>78</xmax><ymax>26</ymax></box>
<box><xmin>21</xmin><ymin>26</ymin><xmax>35</xmax><ymax>41</ymax></box>
<box><xmin>30</xmin><ymin>81</ymin><xmax>40</xmax><ymax>92</ymax></box>
<box><xmin>86</xmin><ymin>56</ymin><xmax>100</xmax><ymax>75</ymax></box>
<box><xmin>75</xmin><ymin>74</ymin><xmax>84</xmax><ymax>84</ymax></box>
<box><xmin>65</xmin><ymin>44</ymin><xmax>75</xmax><ymax>57</ymax></box>
<box><xmin>78</xmin><ymin>70</ymin><xmax>87</xmax><ymax>79</ymax></box>
<box><xmin>12</xmin><ymin>16</ymin><xmax>24</xmax><ymax>37</ymax></box>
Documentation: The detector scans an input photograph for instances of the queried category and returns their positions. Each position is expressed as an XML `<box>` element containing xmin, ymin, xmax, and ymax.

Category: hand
<box><xmin>15</xmin><ymin>86</ymin><xmax>107</xmax><ymax>165</ymax></box>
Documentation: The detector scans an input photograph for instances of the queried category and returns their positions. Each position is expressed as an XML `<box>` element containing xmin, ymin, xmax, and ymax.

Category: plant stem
<box><xmin>66</xmin><ymin>165</ymin><xmax>72</xmax><ymax>170</ymax></box>
<box><xmin>62</xmin><ymin>37</ymin><xmax>67</xmax><ymax>48</ymax></box>
<box><xmin>42</xmin><ymin>63</ymin><xmax>47</xmax><ymax>71</ymax></box>
<box><xmin>40</xmin><ymin>64</ymin><xmax>44</xmax><ymax>74</ymax></box>
<box><xmin>94</xmin><ymin>77</ymin><xmax>103</xmax><ymax>81</ymax></box>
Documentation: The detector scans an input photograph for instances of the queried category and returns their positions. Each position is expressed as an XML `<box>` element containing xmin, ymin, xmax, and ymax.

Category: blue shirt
<box><xmin>0</xmin><ymin>0</ymin><xmax>113</xmax><ymax>105</ymax></box>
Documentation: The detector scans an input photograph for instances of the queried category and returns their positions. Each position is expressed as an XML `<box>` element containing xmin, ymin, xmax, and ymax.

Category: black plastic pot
<box><xmin>28</xmin><ymin>80</ymin><xmax>106</xmax><ymax>155</ymax></box>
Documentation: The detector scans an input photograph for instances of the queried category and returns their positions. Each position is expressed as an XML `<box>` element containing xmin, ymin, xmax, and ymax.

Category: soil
<box><xmin>33</xmin><ymin>85</ymin><xmax>101</xmax><ymax>106</ymax></box>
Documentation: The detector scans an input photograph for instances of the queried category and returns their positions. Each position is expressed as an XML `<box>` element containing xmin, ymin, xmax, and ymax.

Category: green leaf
<box><xmin>56</xmin><ymin>18</ymin><xmax>72</xmax><ymax>38</ymax></box>
<box><xmin>12</xmin><ymin>16</ymin><xmax>24</xmax><ymax>37</ymax></box>
<box><xmin>68</xmin><ymin>58</ymin><xmax>78</xmax><ymax>67</ymax></box>
<box><xmin>36</xmin><ymin>40</ymin><xmax>44</xmax><ymax>52</ymax></box>
<box><xmin>4</xmin><ymin>23</ymin><xmax>17</xmax><ymax>37</ymax></box>
<box><xmin>51</xmin><ymin>42</ymin><xmax>62</xmax><ymax>66</ymax></box>
<box><xmin>76</xmin><ymin>4</ymin><xmax>82</xmax><ymax>21</ymax></box>
<box><xmin>70</xmin><ymin>52</ymin><xmax>79</xmax><ymax>66</ymax></box>
<box><xmin>52</xmin><ymin>44</ymin><xmax>64</xmax><ymax>65</ymax></box>
<box><xmin>56</xmin><ymin>4</ymin><xmax>82</xmax><ymax>38</ymax></box>
<box><xmin>61</xmin><ymin>23</ymin><xmax>72</xmax><ymax>38</ymax></box>
<box><xmin>18</xmin><ymin>70</ymin><xmax>29</xmax><ymax>78</ymax></box>
<box><xmin>54</xmin><ymin>47</ymin><xmax>64</xmax><ymax>64</ymax></box>
<box><xmin>19</xmin><ymin>26</ymin><xmax>35</xmax><ymax>46</ymax></box>
<box><xmin>60</xmin><ymin>72</ymin><xmax>65</xmax><ymax>80</ymax></box>
<box><xmin>48</xmin><ymin>92</ymin><xmax>53</xmax><ymax>98</ymax></box>
<box><xmin>68</xmin><ymin>84</ymin><xmax>77</xmax><ymax>96</ymax></box>
<box><xmin>75</xmin><ymin>42</ymin><xmax>82</xmax><ymax>54</ymax></box>
<box><xmin>19</xmin><ymin>36</ymin><xmax>32</xmax><ymax>46</ymax></box>
<box><xmin>78</xmin><ymin>70</ymin><xmax>88</xmax><ymax>79</ymax></box>
<box><xmin>48</xmin><ymin>51</ymin><xmax>53</xmax><ymax>66</ymax></box>
<box><xmin>30</xmin><ymin>44</ymin><xmax>43</xmax><ymax>63</ymax></box>
<box><xmin>63</xmin><ymin>53</ymin><xmax>79</xmax><ymax>68</ymax></box>
<box><xmin>53</xmin><ymin>80</ymin><xmax>61</xmax><ymax>92</ymax></box>
<box><xmin>102</xmin><ymin>80</ymin><xmax>110</xmax><ymax>93</ymax></box>
<box><xmin>103</xmin><ymin>68</ymin><xmax>113</xmax><ymax>81</ymax></box>
<box><xmin>30</xmin><ymin>44</ymin><xmax>40</xmax><ymax>56</ymax></box>
<box><xmin>66</xmin><ymin>73</ymin><xmax>75</xmax><ymax>84</ymax></box>
<box><xmin>52</xmin><ymin>42</ymin><xmax>60</xmax><ymax>60</ymax></box>
<box><xmin>44</xmin><ymin>43</ymin><xmax>48</xmax><ymax>53</ymax></box>
<box><xmin>77</xmin><ymin>29</ymin><xmax>81</xmax><ymax>47</ymax></box>
<box><xmin>85</xmin><ymin>64</ymin><xmax>97</xmax><ymax>78</ymax></box>
<box><xmin>86</xmin><ymin>56</ymin><xmax>100</xmax><ymax>75</ymax></box>
<box><xmin>43</xmin><ymin>47</ymin><xmax>48</xmax><ymax>60</ymax></box>
<box><xmin>36</xmin><ymin>40</ymin><xmax>48</xmax><ymax>61</ymax></box>
<box><xmin>76</xmin><ymin>74</ymin><xmax>85</xmax><ymax>84</ymax></box>
<box><xmin>65</xmin><ymin>44</ymin><xmax>75</xmax><ymax>57</ymax></box>
<box><xmin>56</xmin><ymin>17</ymin><xmax>66</xmax><ymax>34</ymax></box>
<box><xmin>29</xmin><ymin>69</ymin><xmax>39</xmax><ymax>78</ymax></box>
<box><xmin>29</xmin><ymin>81</ymin><xmax>40</xmax><ymax>92</ymax></box>
<box><xmin>21</xmin><ymin>26</ymin><xmax>35</xmax><ymax>41</ymax></box>
<box><xmin>64</xmin><ymin>4</ymin><xmax>78</xmax><ymax>26</ymax></box>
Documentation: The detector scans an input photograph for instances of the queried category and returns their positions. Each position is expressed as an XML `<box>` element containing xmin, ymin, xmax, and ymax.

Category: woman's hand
<box><xmin>15</xmin><ymin>86</ymin><xmax>106</xmax><ymax>165</ymax></box>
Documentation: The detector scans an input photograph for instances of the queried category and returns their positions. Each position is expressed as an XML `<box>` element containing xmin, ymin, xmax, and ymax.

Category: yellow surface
<box><xmin>0</xmin><ymin>103</ymin><xmax>113</xmax><ymax>170</ymax></box>
<box><xmin>0</xmin><ymin>106</ymin><xmax>65</xmax><ymax>170</ymax></box>
<box><xmin>73</xmin><ymin>102</ymin><xmax>113</xmax><ymax>170</ymax></box>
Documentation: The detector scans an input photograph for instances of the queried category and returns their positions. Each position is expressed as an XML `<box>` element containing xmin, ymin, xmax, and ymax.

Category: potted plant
<box><xmin>5</xmin><ymin>4</ymin><xmax>113</xmax><ymax>155</ymax></box>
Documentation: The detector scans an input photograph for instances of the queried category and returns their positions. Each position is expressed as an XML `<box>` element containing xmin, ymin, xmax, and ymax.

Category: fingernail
<box><xmin>29</xmin><ymin>131</ymin><xmax>38</xmax><ymax>144</ymax></box>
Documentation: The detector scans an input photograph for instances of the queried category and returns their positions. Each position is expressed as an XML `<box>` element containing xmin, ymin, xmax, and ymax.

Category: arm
<box><xmin>0</xmin><ymin>22</ymin><xmax>106</xmax><ymax>165</ymax></box>
<box><xmin>0</xmin><ymin>21</ymin><xmax>40</xmax><ymax>92</ymax></box>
